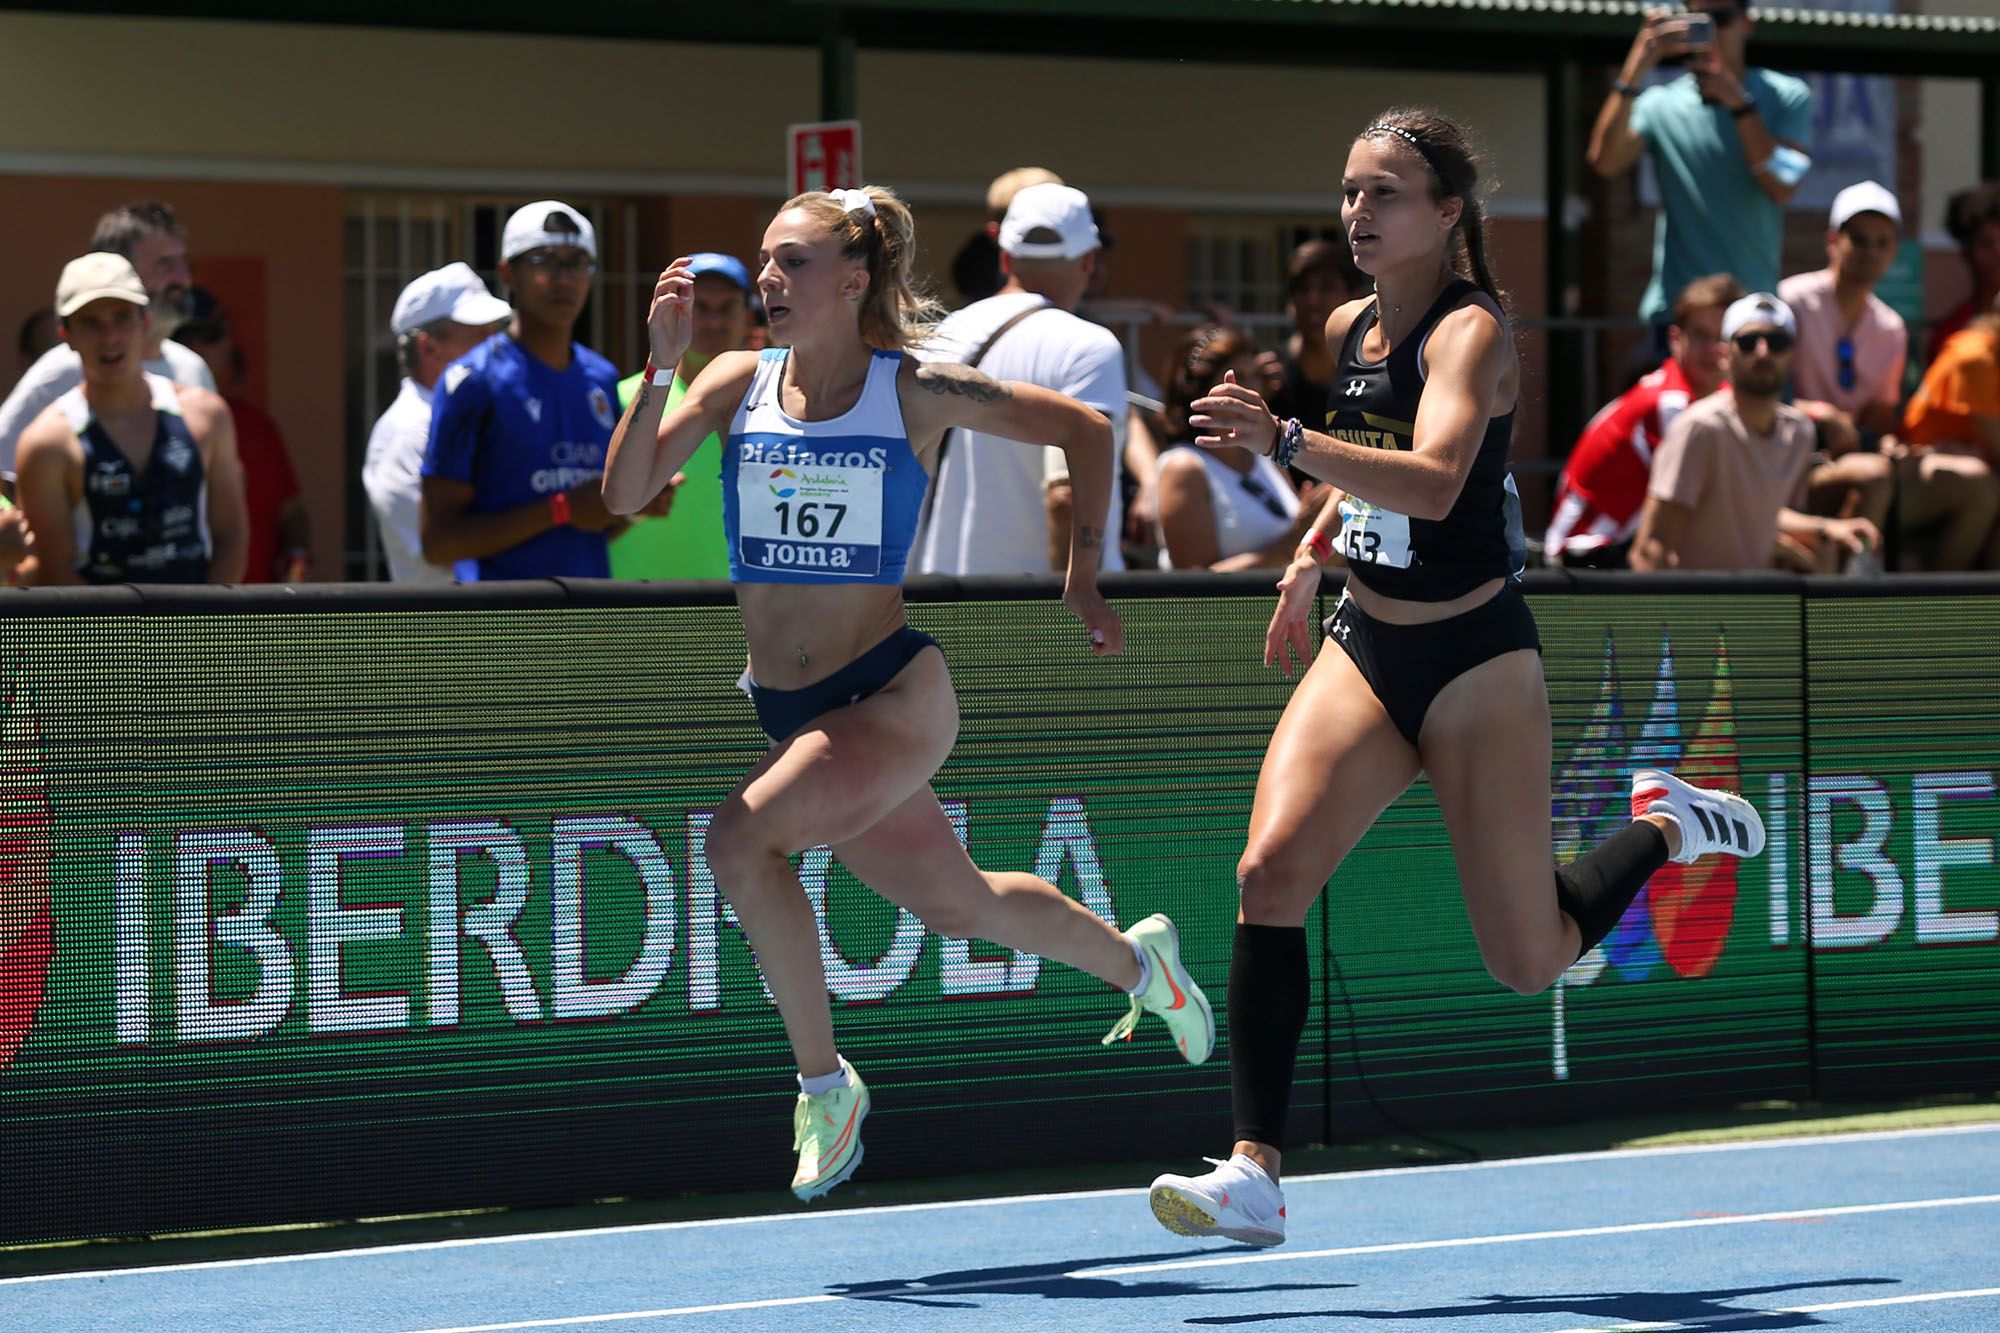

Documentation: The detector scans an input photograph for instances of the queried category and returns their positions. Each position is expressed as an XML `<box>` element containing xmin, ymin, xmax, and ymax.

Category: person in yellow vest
<box><xmin>609</xmin><ymin>252</ymin><xmax>755</xmax><ymax>579</ymax></box>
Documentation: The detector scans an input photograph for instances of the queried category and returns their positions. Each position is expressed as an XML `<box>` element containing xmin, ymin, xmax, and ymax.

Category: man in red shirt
<box><xmin>1546</xmin><ymin>273</ymin><xmax>1743</xmax><ymax>566</ymax></box>
<box><xmin>178</xmin><ymin>308</ymin><xmax>310</xmax><ymax>581</ymax></box>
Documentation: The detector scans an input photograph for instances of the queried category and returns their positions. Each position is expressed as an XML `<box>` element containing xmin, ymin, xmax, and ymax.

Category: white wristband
<box><xmin>649</xmin><ymin>363</ymin><xmax>676</xmax><ymax>387</ymax></box>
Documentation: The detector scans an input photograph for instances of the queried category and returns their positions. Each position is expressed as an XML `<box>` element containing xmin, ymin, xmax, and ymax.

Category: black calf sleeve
<box><xmin>1228</xmin><ymin>922</ymin><xmax>1311</xmax><ymax>1150</ymax></box>
<box><xmin>1554</xmin><ymin>820</ymin><xmax>1671</xmax><ymax>958</ymax></box>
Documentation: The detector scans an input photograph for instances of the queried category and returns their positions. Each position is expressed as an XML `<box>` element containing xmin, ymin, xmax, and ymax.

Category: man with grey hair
<box><xmin>0</xmin><ymin>202</ymin><xmax>215</xmax><ymax>484</ymax></box>
<box><xmin>362</xmin><ymin>263</ymin><xmax>510</xmax><ymax>582</ymax></box>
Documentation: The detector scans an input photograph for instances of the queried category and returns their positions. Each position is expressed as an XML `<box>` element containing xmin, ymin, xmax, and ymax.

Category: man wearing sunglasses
<box><xmin>1631</xmin><ymin>293</ymin><xmax>1878</xmax><ymax>572</ymax></box>
<box><xmin>1588</xmin><ymin>1</ymin><xmax>1812</xmax><ymax>334</ymax></box>
<box><xmin>421</xmin><ymin>200</ymin><xmax>649</xmax><ymax>580</ymax></box>
<box><xmin>1782</xmin><ymin>182</ymin><xmax>2000</xmax><ymax>571</ymax></box>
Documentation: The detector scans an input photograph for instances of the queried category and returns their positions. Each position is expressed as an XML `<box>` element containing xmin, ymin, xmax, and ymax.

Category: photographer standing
<box><xmin>1587</xmin><ymin>1</ymin><xmax>1812</xmax><ymax>333</ymax></box>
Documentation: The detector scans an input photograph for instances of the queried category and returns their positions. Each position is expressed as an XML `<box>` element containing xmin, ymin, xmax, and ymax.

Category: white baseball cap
<box><xmin>1721</xmin><ymin>292</ymin><xmax>1797</xmax><ymax>342</ymax></box>
<box><xmin>390</xmin><ymin>262</ymin><xmax>513</xmax><ymax>335</ymax></box>
<box><xmin>501</xmin><ymin>200</ymin><xmax>597</xmax><ymax>262</ymax></box>
<box><xmin>999</xmin><ymin>183</ymin><xmax>1100</xmax><ymax>260</ymax></box>
<box><xmin>1829</xmin><ymin>180</ymin><xmax>1902</xmax><ymax>232</ymax></box>
<box><xmin>55</xmin><ymin>252</ymin><xmax>149</xmax><ymax>318</ymax></box>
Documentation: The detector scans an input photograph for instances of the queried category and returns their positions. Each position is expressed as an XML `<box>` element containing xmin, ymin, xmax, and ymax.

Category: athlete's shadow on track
<box><xmin>827</xmin><ymin>1250</ymin><xmax>1354</xmax><ymax>1310</ymax></box>
<box><xmin>1185</xmin><ymin>1275</ymin><xmax>1898</xmax><ymax>1327</ymax></box>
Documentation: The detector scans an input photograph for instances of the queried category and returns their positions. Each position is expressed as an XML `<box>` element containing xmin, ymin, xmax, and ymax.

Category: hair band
<box><xmin>1365</xmin><ymin>122</ymin><xmax>1446</xmax><ymax>180</ymax></box>
<box><xmin>831</xmin><ymin>188</ymin><xmax>877</xmax><ymax>218</ymax></box>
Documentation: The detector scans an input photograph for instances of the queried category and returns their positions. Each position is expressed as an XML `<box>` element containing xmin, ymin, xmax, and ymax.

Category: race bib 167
<box><xmin>738</xmin><ymin>462</ymin><xmax>884</xmax><ymax>577</ymax></box>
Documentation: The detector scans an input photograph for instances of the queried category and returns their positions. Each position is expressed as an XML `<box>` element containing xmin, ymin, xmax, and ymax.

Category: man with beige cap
<box><xmin>11</xmin><ymin>253</ymin><xmax>246</xmax><ymax>585</ymax></box>
<box><xmin>0</xmin><ymin>202</ymin><xmax>215</xmax><ymax>485</ymax></box>
<box><xmin>363</xmin><ymin>262</ymin><xmax>511</xmax><ymax>583</ymax></box>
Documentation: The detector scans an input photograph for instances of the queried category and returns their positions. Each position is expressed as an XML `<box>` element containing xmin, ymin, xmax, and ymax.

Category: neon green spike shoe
<box><xmin>790</xmin><ymin>1058</ymin><xmax>869</xmax><ymax>1201</ymax></box>
<box><xmin>1101</xmin><ymin>913</ymin><xmax>1215</xmax><ymax>1064</ymax></box>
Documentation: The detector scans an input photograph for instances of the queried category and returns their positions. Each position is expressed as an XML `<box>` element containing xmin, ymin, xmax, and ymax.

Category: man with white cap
<box><xmin>421</xmin><ymin>200</ymin><xmax>650</xmax><ymax>580</ymax></box>
<box><xmin>915</xmin><ymin>181</ymin><xmax>1126</xmax><ymax>575</ymax></box>
<box><xmin>12</xmin><ymin>253</ymin><xmax>246</xmax><ymax>584</ymax></box>
<box><xmin>362</xmin><ymin>262</ymin><xmax>511</xmax><ymax>583</ymax></box>
<box><xmin>0</xmin><ymin>202</ymin><xmax>215</xmax><ymax>486</ymax></box>
<box><xmin>1632</xmin><ymin>292</ymin><xmax>1877</xmax><ymax>571</ymax></box>
<box><xmin>1781</xmin><ymin>181</ymin><xmax>2000</xmax><ymax>571</ymax></box>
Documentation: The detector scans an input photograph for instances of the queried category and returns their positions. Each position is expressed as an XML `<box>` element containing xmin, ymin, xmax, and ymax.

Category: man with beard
<box><xmin>0</xmin><ymin>203</ymin><xmax>215</xmax><ymax>486</ymax></box>
<box><xmin>1631</xmin><ymin>292</ymin><xmax>1877</xmax><ymax>570</ymax></box>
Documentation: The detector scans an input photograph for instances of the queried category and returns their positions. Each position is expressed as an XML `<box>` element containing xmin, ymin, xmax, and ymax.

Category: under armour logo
<box><xmin>525</xmin><ymin>398</ymin><xmax>542</xmax><ymax>423</ymax></box>
<box><xmin>1343</xmin><ymin>379</ymin><xmax>1366</xmax><ymax>397</ymax></box>
<box><xmin>1333</xmin><ymin>619</ymin><xmax>1352</xmax><ymax>639</ymax></box>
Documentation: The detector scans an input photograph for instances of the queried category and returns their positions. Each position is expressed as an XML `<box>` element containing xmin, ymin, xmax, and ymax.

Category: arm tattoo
<box><xmin>634</xmin><ymin>381</ymin><xmax>652</xmax><ymax>415</ymax></box>
<box><xmin>1077</xmin><ymin>524</ymin><xmax>1104</xmax><ymax>551</ymax></box>
<box><xmin>916</xmin><ymin>362</ymin><xmax>1011</xmax><ymax>404</ymax></box>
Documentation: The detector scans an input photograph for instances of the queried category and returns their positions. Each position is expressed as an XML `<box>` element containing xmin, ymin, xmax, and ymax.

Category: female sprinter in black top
<box><xmin>1146</xmin><ymin>108</ymin><xmax>1766</xmax><ymax>1247</ymax></box>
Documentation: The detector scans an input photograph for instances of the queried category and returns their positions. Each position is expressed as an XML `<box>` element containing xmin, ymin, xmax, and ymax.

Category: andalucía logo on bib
<box><xmin>0</xmin><ymin>660</ymin><xmax>55</xmax><ymax>1074</ymax></box>
<box><xmin>768</xmin><ymin>468</ymin><xmax>800</xmax><ymax>499</ymax></box>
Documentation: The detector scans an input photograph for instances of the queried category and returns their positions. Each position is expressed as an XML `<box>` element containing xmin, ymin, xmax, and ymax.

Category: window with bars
<box><xmin>1183</xmin><ymin>218</ymin><xmax>1348</xmax><ymax>320</ymax></box>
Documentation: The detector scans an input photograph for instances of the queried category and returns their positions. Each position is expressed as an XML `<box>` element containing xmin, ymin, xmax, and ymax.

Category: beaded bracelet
<box><xmin>1271</xmin><ymin>417</ymin><xmax>1306</xmax><ymax>469</ymax></box>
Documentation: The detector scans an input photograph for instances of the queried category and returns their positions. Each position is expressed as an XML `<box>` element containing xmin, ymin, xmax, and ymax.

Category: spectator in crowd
<box><xmin>948</xmin><ymin>166</ymin><xmax>1064</xmax><ymax>306</ymax></box>
<box><xmin>177</xmin><ymin>304</ymin><xmax>312</xmax><ymax>582</ymax></box>
<box><xmin>1547</xmin><ymin>273</ymin><xmax>1742</xmax><ymax>567</ymax></box>
<box><xmin>915</xmin><ymin>183</ymin><xmax>1127</xmax><ymax>576</ymax></box>
<box><xmin>1</xmin><ymin>202</ymin><xmax>216</xmax><ymax>482</ymax></box>
<box><xmin>1631</xmin><ymin>293</ymin><xmax>1876</xmax><ymax>572</ymax></box>
<box><xmin>362</xmin><ymin>264</ymin><xmax>510</xmax><ymax>584</ymax></box>
<box><xmin>1925</xmin><ymin>182</ymin><xmax>2000</xmax><ymax>366</ymax></box>
<box><xmin>421</xmin><ymin>201</ymin><xmax>657</xmax><ymax>580</ymax></box>
<box><xmin>1268</xmin><ymin>238</ymin><xmax>1368</xmax><ymax>431</ymax></box>
<box><xmin>609</xmin><ymin>252</ymin><xmax>752</xmax><ymax>581</ymax></box>
<box><xmin>1588</xmin><ymin>1</ymin><xmax>1811</xmax><ymax>332</ymax></box>
<box><xmin>1776</xmin><ymin>181</ymin><xmax>1900</xmax><ymax>554</ymax></box>
<box><xmin>13</xmin><ymin>254</ymin><xmax>246</xmax><ymax>585</ymax></box>
<box><xmin>1900</xmin><ymin>293</ymin><xmax>2000</xmax><ymax>568</ymax></box>
<box><xmin>1154</xmin><ymin>326</ymin><xmax>1321</xmax><ymax>570</ymax></box>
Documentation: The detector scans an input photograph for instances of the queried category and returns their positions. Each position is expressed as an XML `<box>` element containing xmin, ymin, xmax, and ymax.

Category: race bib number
<box><xmin>1335</xmin><ymin>495</ymin><xmax>1414</xmax><ymax>568</ymax></box>
<box><xmin>738</xmin><ymin>462</ymin><xmax>884</xmax><ymax>577</ymax></box>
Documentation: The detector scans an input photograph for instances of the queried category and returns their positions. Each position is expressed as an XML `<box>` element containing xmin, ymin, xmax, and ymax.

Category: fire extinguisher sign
<box><xmin>788</xmin><ymin>120</ymin><xmax>863</xmax><ymax>197</ymax></box>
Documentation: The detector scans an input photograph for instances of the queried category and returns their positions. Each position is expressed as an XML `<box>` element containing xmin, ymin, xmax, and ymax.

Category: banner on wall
<box><xmin>0</xmin><ymin>582</ymin><xmax>1993</xmax><ymax>1244</ymax></box>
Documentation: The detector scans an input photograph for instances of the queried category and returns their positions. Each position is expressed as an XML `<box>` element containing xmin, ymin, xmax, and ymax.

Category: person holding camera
<box><xmin>1587</xmin><ymin>1</ymin><xmax>1812</xmax><ymax>334</ymax></box>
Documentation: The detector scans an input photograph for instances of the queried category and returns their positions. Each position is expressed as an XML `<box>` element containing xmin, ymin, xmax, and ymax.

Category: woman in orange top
<box><xmin>1902</xmin><ymin>301</ymin><xmax>2000</xmax><ymax>567</ymax></box>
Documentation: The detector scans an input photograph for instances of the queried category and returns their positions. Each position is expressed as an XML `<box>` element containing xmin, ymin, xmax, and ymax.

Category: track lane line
<box><xmin>395</xmin><ymin>1192</ymin><xmax>2000</xmax><ymax>1332</ymax></box>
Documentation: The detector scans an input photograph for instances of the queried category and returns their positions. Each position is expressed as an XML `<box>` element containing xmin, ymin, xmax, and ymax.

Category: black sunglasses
<box><xmin>1837</xmin><ymin>337</ymin><xmax>1856</xmax><ymax>391</ymax></box>
<box><xmin>1733</xmin><ymin>330</ymin><xmax>1793</xmax><ymax>354</ymax></box>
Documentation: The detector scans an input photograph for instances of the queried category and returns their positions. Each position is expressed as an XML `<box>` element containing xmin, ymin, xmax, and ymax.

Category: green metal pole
<box><xmin>821</xmin><ymin>27</ymin><xmax>859</xmax><ymax>123</ymax></box>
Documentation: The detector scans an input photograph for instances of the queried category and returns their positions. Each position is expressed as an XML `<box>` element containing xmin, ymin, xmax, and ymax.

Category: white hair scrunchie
<box><xmin>831</xmin><ymin>188</ymin><xmax>877</xmax><ymax>218</ymax></box>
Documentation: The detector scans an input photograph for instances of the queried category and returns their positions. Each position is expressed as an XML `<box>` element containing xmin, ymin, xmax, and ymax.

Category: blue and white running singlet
<box><xmin>722</xmin><ymin>348</ymin><xmax>928</xmax><ymax>584</ymax></box>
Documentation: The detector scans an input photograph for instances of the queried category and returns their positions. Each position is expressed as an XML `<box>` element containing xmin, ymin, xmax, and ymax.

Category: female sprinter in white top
<box><xmin>603</xmin><ymin>187</ymin><xmax>1214</xmax><ymax>1201</ymax></box>
<box><xmin>1145</xmin><ymin>108</ymin><xmax>1766</xmax><ymax>1248</ymax></box>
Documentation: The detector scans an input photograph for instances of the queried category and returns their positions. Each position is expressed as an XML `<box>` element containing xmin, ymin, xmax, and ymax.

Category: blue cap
<box><xmin>686</xmin><ymin>252</ymin><xmax>752</xmax><ymax>293</ymax></box>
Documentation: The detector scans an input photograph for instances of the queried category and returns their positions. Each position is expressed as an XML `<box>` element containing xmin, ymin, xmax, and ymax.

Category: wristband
<box><xmin>643</xmin><ymin>360</ymin><xmax>675</xmax><ymax>388</ymax></box>
<box><xmin>1271</xmin><ymin>417</ymin><xmax>1306</xmax><ymax>469</ymax></box>
<box><xmin>1613</xmin><ymin>80</ymin><xmax>1643</xmax><ymax>98</ymax></box>
<box><xmin>548</xmin><ymin>491</ymin><xmax>573</xmax><ymax>527</ymax></box>
<box><xmin>1730</xmin><ymin>100</ymin><xmax>1757</xmax><ymax>119</ymax></box>
<box><xmin>1305</xmin><ymin>527</ymin><xmax>1334</xmax><ymax>563</ymax></box>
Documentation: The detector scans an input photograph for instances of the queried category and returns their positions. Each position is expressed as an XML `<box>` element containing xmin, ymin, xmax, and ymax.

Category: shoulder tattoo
<box><xmin>915</xmin><ymin>362</ymin><xmax>1011</xmax><ymax>404</ymax></box>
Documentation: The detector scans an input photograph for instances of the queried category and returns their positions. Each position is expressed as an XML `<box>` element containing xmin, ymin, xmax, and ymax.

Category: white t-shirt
<box><xmin>363</xmin><ymin>377</ymin><xmax>462</xmax><ymax>585</ymax></box>
<box><xmin>914</xmin><ymin>291</ymin><xmax>1127</xmax><ymax>575</ymax></box>
<box><xmin>1154</xmin><ymin>445</ymin><xmax>1301</xmax><ymax>568</ymax></box>
<box><xmin>0</xmin><ymin>339</ymin><xmax>215</xmax><ymax>480</ymax></box>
